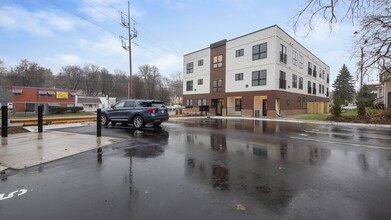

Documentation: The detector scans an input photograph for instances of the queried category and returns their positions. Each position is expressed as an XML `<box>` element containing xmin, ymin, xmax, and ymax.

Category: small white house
<box><xmin>76</xmin><ymin>96</ymin><xmax>117</xmax><ymax>112</ymax></box>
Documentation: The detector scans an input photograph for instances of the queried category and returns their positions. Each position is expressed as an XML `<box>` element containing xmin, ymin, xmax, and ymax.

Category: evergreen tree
<box><xmin>356</xmin><ymin>85</ymin><xmax>376</xmax><ymax>116</ymax></box>
<box><xmin>332</xmin><ymin>64</ymin><xmax>355</xmax><ymax>105</ymax></box>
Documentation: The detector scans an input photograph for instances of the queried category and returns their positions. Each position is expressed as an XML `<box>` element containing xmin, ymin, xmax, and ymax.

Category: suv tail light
<box><xmin>148</xmin><ymin>108</ymin><xmax>155</xmax><ymax>114</ymax></box>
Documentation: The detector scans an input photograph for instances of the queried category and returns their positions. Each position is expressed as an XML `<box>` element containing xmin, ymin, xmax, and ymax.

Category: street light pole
<box><xmin>127</xmin><ymin>0</ymin><xmax>133</xmax><ymax>99</ymax></box>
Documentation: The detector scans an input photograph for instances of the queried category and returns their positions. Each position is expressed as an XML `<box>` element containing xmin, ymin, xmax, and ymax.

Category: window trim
<box><xmin>198</xmin><ymin>59</ymin><xmax>203</xmax><ymax>66</ymax></box>
<box><xmin>292</xmin><ymin>74</ymin><xmax>297</xmax><ymax>88</ymax></box>
<box><xmin>186</xmin><ymin>62</ymin><xmax>194</xmax><ymax>74</ymax></box>
<box><xmin>252</xmin><ymin>43</ymin><xmax>267</xmax><ymax>60</ymax></box>
<box><xmin>279</xmin><ymin>71</ymin><xmax>287</xmax><ymax>89</ymax></box>
<box><xmin>186</xmin><ymin>80</ymin><xmax>193</xmax><ymax>91</ymax></box>
<box><xmin>235</xmin><ymin>73</ymin><xmax>243</xmax><ymax>81</ymax></box>
<box><xmin>252</xmin><ymin>70</ymin><xmax>267</xmax><ymax>86</ymax></box>
<box><xmin>213</xmin><ymin>55</ymin><xmax>223</xmax><ymax>68</ymax></box>
<box><xmin>235</xmin><ymin>49</ymin><xmax>244</xmax><ymax>57</ymax></box>
<box><xmin>197</xmin><ymin>79</ymin><xmax>203</xmax><ymax>85</ymax></box>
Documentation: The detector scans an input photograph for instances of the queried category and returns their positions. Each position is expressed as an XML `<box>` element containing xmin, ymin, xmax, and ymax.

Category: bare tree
<box><xmin>293</xmin><ymin>0</ymin><xmax>390</xmax><ymax>78</ymax></box>
<box><xmin>83</xmin><ymin>64</ymin><xmax>100</xmax><ymax>96</ymax></box>
<box><xmin>0</xmin><ymin>59</ymin><xmax>7</xmax><ymax>91</ymax></box>
<box><xmin>6</xmin><ymin>59</ymin><xmax>53</xmax><ymax>88</ymax></box>
<box><xmin>157</xmin><ymin>76</ymin><xmax>171</xmax><ymax>103</ymax></box>
<box><xmin>169</xmin><ymin>71</ymin><xmax>183</xmax><ymax>104</ymax></box>
<box><xmin>111</xmin><ymin>70</ymin><xmax>129</xmax><ymax>98</ymax></box>
<box><xmin>56</xmin><ymin>65</ymin><xmax>84</xmax><ymax>90</ymax></box>
<box><xmin>100</xmin><ymin>68</ymin><xmax>114</xmax><ymax>96</ymax></box>
<box><xmin>132</xmin><ymin>75</ymin><xmax>145</xmax><ymax>99</ymax></box>
<box><xmin>138</xmin><ymin>65</ymin><xmax>161</xmax><ymax>100</ymax></box>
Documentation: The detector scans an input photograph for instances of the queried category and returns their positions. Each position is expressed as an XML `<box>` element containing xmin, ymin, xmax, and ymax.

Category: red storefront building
<box><xmin>12</xmin><ymin>86</ymin><xmax>76</xmax><ymax>115</ymax></box>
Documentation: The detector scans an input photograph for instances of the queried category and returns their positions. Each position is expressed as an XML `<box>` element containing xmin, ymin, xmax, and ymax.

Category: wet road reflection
<box><xmin>1</xmin><ymin>119</ymin><xmax>391</xmax><ymax>220</ymax></box>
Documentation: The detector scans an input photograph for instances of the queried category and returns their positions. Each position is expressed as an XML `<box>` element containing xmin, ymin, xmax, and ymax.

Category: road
<box><xmin>1</xmin><ymin>118</ymin><xmax>391</xmax><ymax>219</ymax></box>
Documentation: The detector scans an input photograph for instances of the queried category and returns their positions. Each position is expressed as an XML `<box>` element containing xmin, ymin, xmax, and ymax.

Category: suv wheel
<box><xmin>133</xmin><ymin>115</ymin><xmax>144</xmax><ymax>129</ymax></box>
<box><xmin>101</xmin><ymin>114</ymin><xmax>109</xmax><ymax>125</ymax></box>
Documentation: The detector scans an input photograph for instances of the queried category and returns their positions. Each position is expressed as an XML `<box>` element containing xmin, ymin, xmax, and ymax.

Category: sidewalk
<box><xmin>0</xmin><ymin>127</ymin><xmax>125</xmax><ymax>172</ymax></box>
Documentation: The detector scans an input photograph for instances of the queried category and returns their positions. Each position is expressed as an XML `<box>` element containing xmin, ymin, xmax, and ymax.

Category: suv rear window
<box><xmin>152</xmin><ymin>101</ymin><xmax>165</xmax><ymax>108</ymax></box>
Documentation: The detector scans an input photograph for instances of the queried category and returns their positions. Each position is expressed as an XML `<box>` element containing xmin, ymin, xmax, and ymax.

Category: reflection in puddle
<box><xmin>212</xmin><ymin>165</ymin><xmax>229</xmax><ymax>190</ymax></box>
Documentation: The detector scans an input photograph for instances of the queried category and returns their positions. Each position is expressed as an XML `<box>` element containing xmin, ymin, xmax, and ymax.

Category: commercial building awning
<box><xmin>12</xmin><ymin>89</ymin><xmax>22</xmax><ymax>94</ymax></box>
<box><xmin>47</xmin><ymin>91</ymin><xmax>55</xmax><ymax>95</ymax></box>
<box><xmin>38</xmin><ymin>90</ymin><xmax>47</xmax><ymax>95</ymax></box>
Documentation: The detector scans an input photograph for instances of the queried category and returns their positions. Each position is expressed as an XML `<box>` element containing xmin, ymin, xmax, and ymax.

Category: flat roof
<box><xmin>183</xmin><ymin>25</ymin><xmax>329</xmax><ymax>68</ymax></box>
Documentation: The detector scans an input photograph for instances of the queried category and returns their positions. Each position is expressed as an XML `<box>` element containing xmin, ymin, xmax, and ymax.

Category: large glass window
<box><xmin>279</xmin><ymin>71</ymin><xmax>286</xmax><ymax>89</ymax></box>
<box><xmin>186</xmin><ymin>62</ymin><xmax>193</xmax><ymax>74</ymax></box>
<box><xmin>308</xmin><ymin>81</ymin><xmax>312</xmax><ymax>94</ymax></box>
<box><xmin>292</xmin><ymin>51</ymin><xmax>298</xmax><ymax>66</ymax></box>
<box><xmin>252</xmin><ymin>43</ymin><xmax>267</xmax><ymax>60</ymax></box>
<box><xmin>235</xmin><ymin>99</ymin><xmax>242</xmax><ymax>111</ymax></box>
<box><xmin>292</xmin><ymin>74</ymin><xmax>297</xmax><ymax>88</ymax></box>
<box><xmin>313</xmin><ymin>82</ymin><xmax>316</xmax><ymax>94</ymax></box>
<box><xmin>280</xmin><ymin>44</ymin><xmax>287</xmax><ymax>63</ymax></box>
<box><xmin>213</xmin><ymin>55</ymin><xmax>223</xmax><ymax>68</ymax></box>
<box><xmin>308</xmin><ymin>62</ymin><xmax>312</xmax><ymax>75</ymax></box>
<box><xmin>252</xmin><ymin>70</ymin><xmax>267</xmax><ymax>86</ymax></box>
<box><xmin>197</xmin><ymin>99</ymin><xmax>206</xmax><ymax>106</ymax></box>
<box><xmin>186</xmin><ymin>99</ymin><xmax>193</xmax><ymax>107</ymax></box>
<box><xmin>213</xmin><ymin>80</ymin><xmax>223</xmax><ymax>93</ymax></box>
<box><xmin>299</xmin><ymin>77</ymin><xmax>303</xmax><ymax>90</ymax></box>
<box><xmin>186</xmin><ymin>80</ymin><xmax>193</xmax><ymax>91</ymax></box>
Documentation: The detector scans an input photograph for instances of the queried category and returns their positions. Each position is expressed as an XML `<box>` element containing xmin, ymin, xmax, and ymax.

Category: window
<box><xmin>213</xmin><ymin>80</ymin><xmax>222</xmax><ymax>93</ymax></box>
<box><xmin>319</xmin><ymin>68</ymin><xmax>322</xmax><ymax>78</ymax></box>
<box><xmin>124</xmin><ymin>101</ymin><xmax>135</xmax><ymax>107</ymax></box>
<box><xmin>279</xmin><ymin>71</ymin><xmax>286</xmax><ymax>89</ymax></box>
<box><xmin>319</xmin><ymin>84</ymin><xmax>321</xmax><ymax>94</ymax></box>
<box><xmin>235</xmin><ymin>73</ymin><xmax>243</xmax><ymax>81</ymax></box>
<box><xmin>197</xmin><ymin>99</ymin><xmax>206</xmax><ymax>106</ymax></box>
<box><xmin>313</xmin><ymin>65</ymin><xmax>317</xmax><ymax>78</ymax></box>
<box><xmin>308</xmin><ymin>62</ymin><xmax>312</xmax><ymax>75</ymax></box>
<box><xmin>186</xmin><ymin>62</ymin><xmax>193</xmax><ymax>74</ymax></box>
<box><xmin>297</xmin><ymin>96</ymin><xmax>302</xmax><ymax>109</ymax></box>
<box><xmin>313</xmin><ymin>82</ymin><xmax>316</xmax><ymax>94</ymax></box>
<box><xmin>213</xmin><ymin>55</ymin><xmax>223</xmax><ymax>68</ymax></box>
<box><xmin>252</xmin><ymin>70</ymin><xmax>267</xmax><ymax>86</ymax></box>
<box><xmin>292</xmin><ymin>51</ymin><xmax>298</xmax><ymax>66</ymax></box>
<box><xmin>198</xmin><ymin>59</ymin><xmax>203</xmax><ymax>66</ymax></box>
<box><xmin>186</xmin><ymin>80</ymin><xmax>193</xmax><ymax>91</ymax></box>
<box><xmin>186</xmin><ymin>99</ymin><xmax>193</xmax><ymax>107</ymax></box>
<box><xmin>198</xmin><ymin>79</ymin><xmax>203</xmax><ymax>85</ymax></box>
<box><xmin>280</xmin><ymin>44</ymin><xmax>287</xmax><ymax>63</ymax></box>
<box><xmin>299</xmin><ymin>55</ymin><xmax>304</xmax><ymax>68</ymax></box>
<box><xmin>322</xmin><ymin>70</ymin><xmax>325</xmax><ymax>79</ymax></box>
<box><xmin>303</xmin><ymin>97</ymin><xmax>307</xmax><ymax>109</ymax></box>
<box><xmin>25</xmin><ymin>103</ymin><xmax>35</xmax><ymax>113</ymax></box>
<box><xmin>322</xmin><ymin>85</ymin><xmax>325</xmax><ymax>94</ymax></box>
<box><xmin>235</xmin><ymin>49</ymin><xmax>244</xmax><ymax>57</ymax></box>
<box><xmin>299</xmin><ymin>77</ymin><xmax>303</xmax><ymax>90</ymax></box>
<box><xmin>292</xmin><ymin>74</ymin><xmax>297</xmax><ymax>88</ymax></box>
<box><xmin>326</xmin><ymin>87</ymin><xmax>329</xmax><ymax>97</ymax></box>
<box><xmin>327</xmin><ymin>74</ymin><xmax>330</xmax><ymax>83</ymax></box>
<box><xmin>235</xmin><ymin>99</ymin><xmax>242</xmax><ymax>111</ymax></box>
<box><xmin>252</xmin><ymin>43</ymin><xmax>267</xmax><ymax>60</ymax></box>
<box><xmin>308</xmin><ymin>81</ymin><xmax>312</xmax><ymax>94</ymax></box>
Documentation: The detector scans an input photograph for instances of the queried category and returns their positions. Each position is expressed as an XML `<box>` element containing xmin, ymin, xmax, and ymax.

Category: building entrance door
<box><xmin>212</xmin><ymin>99</ymin><xmax>224</xmax><ymax>116</ymax></box>
<box><xmin>262</xmin><ymin>99</ymin><xmax>267</xmax><ymax>116</ymax></box>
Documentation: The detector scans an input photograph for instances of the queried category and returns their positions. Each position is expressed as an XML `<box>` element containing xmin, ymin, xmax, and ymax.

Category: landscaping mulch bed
<box><xmin>0</xmin><ymin>127</ymin><xmax>29</xmax><ymax>135</ymax></box>
<box><xmin>327</xmin><ymin>115</ymin><xmax>391</xmax><ymax>124</ymax></box>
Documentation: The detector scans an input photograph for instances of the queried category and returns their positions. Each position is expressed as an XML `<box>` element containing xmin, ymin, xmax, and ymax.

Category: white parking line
<box><xmin>290</xmin><ymin>136</ymin><xmax>391</xmax><ymax>150</ymax></box>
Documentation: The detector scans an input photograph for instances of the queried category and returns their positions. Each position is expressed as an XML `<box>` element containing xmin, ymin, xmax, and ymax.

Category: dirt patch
<box><xmin>0</xmin><ymin>127</ymin><xmax>30</xmax><ymax>135</ymax></box>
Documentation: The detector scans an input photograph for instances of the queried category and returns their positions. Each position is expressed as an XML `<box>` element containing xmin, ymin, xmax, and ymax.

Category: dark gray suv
<box><xmin>100</xmin><ymin>99</ymin><xmax>169</xmax><ymax>129</ymax></box>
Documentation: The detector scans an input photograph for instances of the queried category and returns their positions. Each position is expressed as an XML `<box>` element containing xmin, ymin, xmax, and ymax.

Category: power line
<box><xmin>45</xmin><ymin>0</ymin><xmax>121</xmax><ymax>38</ymax></box>
<box><xmin>78</xmin><ymin>0</ymin><xmax>123</xmax><ymax>26</ymax></box>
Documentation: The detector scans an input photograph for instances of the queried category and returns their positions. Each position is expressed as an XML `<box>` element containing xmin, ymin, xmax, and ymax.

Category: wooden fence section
<box><xmin>307</xmin><ymin>102</ymin><xmax>330</xmax><ymax>114</ymax></box>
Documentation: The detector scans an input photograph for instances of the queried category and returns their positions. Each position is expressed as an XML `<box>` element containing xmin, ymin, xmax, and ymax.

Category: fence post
<box><xmin>97</xmin><ymin>108</ymin><xmax>101</xmax><ymax>137</ymax></box>
<box><xmin>1</xmin><ymin>106</ymin><xmax>8</xmax><ymax>137</ymax></box>
<box><xmin>38</xmin><ymin>105</ymin><xmax>43</xmax><ymax>133</ymax></box>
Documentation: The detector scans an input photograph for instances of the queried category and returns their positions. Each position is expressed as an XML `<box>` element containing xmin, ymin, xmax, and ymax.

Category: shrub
<box><xmin>331</xmin><ymin>98</ymin><xmax>342</xmax><ymax>117</ymax></box>
<box><xmin>49</xmin><ymin>106</ymin><xmax>69</xmax><ymax>114</ymax></box>
<box><xmin>69</xmin><ymin>106</ymin><xmax>83</xmax><ymax>113</ymax></box>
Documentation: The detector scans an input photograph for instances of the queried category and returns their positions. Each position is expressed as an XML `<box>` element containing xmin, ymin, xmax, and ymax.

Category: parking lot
<box><xmin>1</xmin><ymin>118</ymin><xmax>391</xmax><ymax>219</ymax></box>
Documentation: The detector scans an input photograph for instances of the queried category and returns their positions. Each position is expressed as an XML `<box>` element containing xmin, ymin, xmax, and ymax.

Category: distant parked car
<box><xmin>166</xmin><ymin>105</ymin><xmax>184</xmax><ymax>111</ymax></box>
<box><xmin>100</xmin><ymin>99</ymin><xmax>169</xmax><ymax>129</ymax></box>
<box><xmin>341</xmin><ymin>105</ymin><xmax>357</xmax><ymax>110</ymax></box>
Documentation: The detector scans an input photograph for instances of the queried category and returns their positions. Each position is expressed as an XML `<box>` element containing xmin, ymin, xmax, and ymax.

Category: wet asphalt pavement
<box><xmin>1</xmin><ymin>118</ymin><xmax>391</xmax><ymax>220</ymax></box>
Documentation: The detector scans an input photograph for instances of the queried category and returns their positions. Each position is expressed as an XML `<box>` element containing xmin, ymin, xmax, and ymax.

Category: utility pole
<box><xmin>120</xmin><ymin>0</ymin><xmax>137</xmax><ymax>99</ymax></box>
<box><xmin>360</xmin><ymin>47</ymin><xmax>364</xmax><ymax>89</ymax></box>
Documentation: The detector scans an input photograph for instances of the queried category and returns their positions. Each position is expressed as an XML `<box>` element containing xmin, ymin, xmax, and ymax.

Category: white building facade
<box><xmin>183</xmin><ymin>25</ymin><xmax>330</xmax><ymax>117</ymax></box>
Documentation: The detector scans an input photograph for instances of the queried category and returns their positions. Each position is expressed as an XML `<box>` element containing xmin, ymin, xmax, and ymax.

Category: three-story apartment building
<box><xmin>183</xmin><ymin>25</ymin><xmax>330</xmax><ymax>117</ymax></box>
